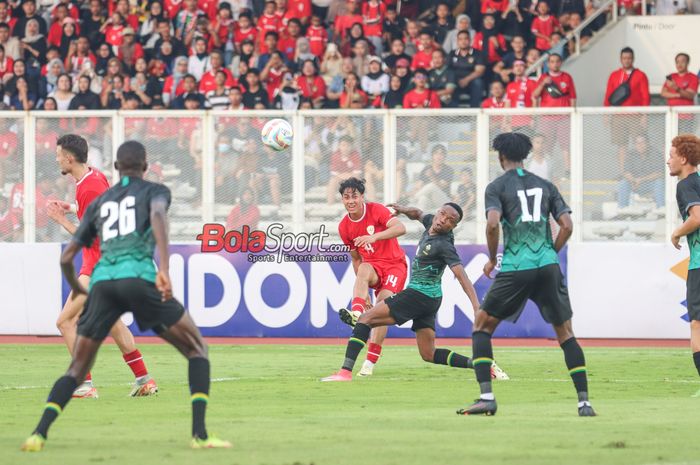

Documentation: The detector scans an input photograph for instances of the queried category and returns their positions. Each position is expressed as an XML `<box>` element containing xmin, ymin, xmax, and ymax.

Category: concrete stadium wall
<box><xmin>0</xmin><ymin>243</ymin><xmax>691</xmax><ymax>339</ymax></box>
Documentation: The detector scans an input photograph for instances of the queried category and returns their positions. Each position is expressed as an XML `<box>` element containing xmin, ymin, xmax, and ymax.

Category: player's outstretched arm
<box><xmin>672</xmin><ymin>205</ymin><xmax>700</xmax><ymax>250</ymax></box>
<box><xmin>353</xmin><ymin>218</ymin><xmax>407</xmax><ymax>248</ymax></box>
<box><xmin>60</xmin><ymin>241</ymin><xmax>88</xmax><ymax>297</ymax></box>
<box><xmin>151</xmin><ymin>197</ymin><xmax>173</xmax><ymax>301</ymax></box>
<box><xmin>47</xmin><ymin>201</ymin><xmax>78</xmax><ymax>235</ymax></box>
<box><xmin>553</xmin><ymin>212</ymin><xmax>573</xmax><ymax>252</ymax></box>
<box><xmin>450</xmin><ymin>264</ymin><xmax>480</xmax><ymax>312</ymax></box>
<box><xmin>387</xmin><ymin>203</ymin><xmax>424</xmax><ymax>222</ymax></box>
<box><xmin>484</xmin><ymin>209</ymin><xmax>501</xmax><ymax>278</ymax></box>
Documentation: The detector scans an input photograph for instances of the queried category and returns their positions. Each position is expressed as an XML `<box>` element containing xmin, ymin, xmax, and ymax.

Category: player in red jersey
<box><xmin>336</xmin><ymin>178</ymin><xmax>408</xmax><ymax>376</ymax></box>
<box><xmin>46</xmin><ymin>134</ymin><xmax>157</xmax><ymax>399</ymax></box>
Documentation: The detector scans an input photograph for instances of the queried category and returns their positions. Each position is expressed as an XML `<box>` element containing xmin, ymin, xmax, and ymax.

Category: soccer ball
<box><xmin>261</xmin><ymin>118</ymin><xmax>293</xmax><ymax>151</ymax></box>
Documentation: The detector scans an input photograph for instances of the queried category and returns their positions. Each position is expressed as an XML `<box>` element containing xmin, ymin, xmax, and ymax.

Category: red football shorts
<box><xmin>370</xmin><ymin>260</ymin><xmax>408</xmax><ymax>295</ymax></box>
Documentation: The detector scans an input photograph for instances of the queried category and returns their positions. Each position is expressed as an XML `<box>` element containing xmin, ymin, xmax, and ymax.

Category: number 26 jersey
<box><xmin>73</xmin><ymin>176</ymin><xmax>172</xmax><ymax>288</ymax></box>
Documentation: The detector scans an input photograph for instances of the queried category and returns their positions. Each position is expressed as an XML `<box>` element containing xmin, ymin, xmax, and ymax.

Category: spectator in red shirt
<box><xmin>101</xmin><ymin>11</ymin><xmax>126</xmax><ymax>49</ymax></box>
<box><xmin>226</xmin><ymin>188</ymin><xmax>260</xmax><ymax>231</ymax></box>
<box><xmin>531</xmin><ymin>1</ymin><xmax>561</xmax><ymax>52</ymax></box>
<box><xmin>334</xmin><ymin>0</ymin><xmax>363</xmax><ymax>41</ymax></box>
<box><xmin>258</xmin><ymin>1</ymin><xmax>282</xmax><ymax>52</ymax></box>
<box><xmin>533</xmin><ymin>53</ymin><xmax>576</xmax><ymax>107</ymax></box>
<box><xmin>65</xmin><ymin>36</ymin><xmax>96</xmax><ymax>76</ymax></box>
<box><xmin>482</xmin><ymin>0</ymin><xmax>509</xmax><ymax>14</ymax></box>
<box><xmin>403</xmin><ymin>68</ymin><xmax>441</xmax><ymax>109</ymax></box>
<box><xmin>278</xmin><ymin>18</ymin><xmax>302</xmax><ymax>62</ymax></box>
<box><xmin>115</xmin><ymin>0</ymin><xmax>139</xmax><ymax>29</ymax></box>
<box><xmin>48</xmin><ymin>4</ymin><xmax>72</xmax><ymax>47</ymax></box>
<box><xmin>162</xmin><ymin>56</ymin><xmax>188</xmax><ymax>106</ymax></box>
<box><xmin>340</xmin><ymin>71</ymin><xmax>368</xmax><ymax>108</ymax></box>
<box><xmin>0</xmin><ymin>43</ymin><xmax>12</xmax><ymax>80</ymax></box>
<box><xmin>117</xmin><ymin>27</ymin><xmax>144</xmax><ymax>73</ymax></box>
<box><xmin>234</xmin><ymin>12</ymin><xmax>258</xmax><ymax>52</ymax></box>
<box><xmin>286</xmin><ymin>0</ymin><xmax>312</xmax><ymax>26</ymax></box>
<box><xmin>327</xmin><ymin>134</ymin><xmax>362</xmax><ymax>204</ymax></box>
<box><xmin>661</xmin><ymin>53</ymin><xmax>698</xmax><ymax>107</ymax></box>
<box><xmin>481</xmin><ymin>80</ymin><xmax>507</xmax><ymax>108</ymax></box>
<box><xmin>662</xmin><ymin>53</ymin><xmax>698</xmax><ymax>134</ymax></box>
<box><xmin>260</xmin><ymin>51</ymin><xmax>288</xmax><ymax>101</ymax></box>
<box><xmin>200</xmin><ymin>50</ymin><xmax>237</xmax><ymax>94</ymax></box>
<box><xmin>296</xmin><ymin>59</ymin><xmax>326</xmax><ymax>108</ymax></box>
<box><xmin>473</xmin><ymin>14</ymin><xmax>507</xmax><ymax>65</ymax></box>
<box><xmin>0</xmin><ymin>2</ymin><xmax>16</xmax><ymax>35</ymax></box>
<box><xmin>505</xmin><ymin>59</ymin><xmax>537</xmax><ymax>131</ymax></box>
<box><xmin>604</xmin><ymin>47</ymin><xmax>650</xmax><ymax>107</ymax></box>
<box><xmin>411</xmin><ymin>30</ymin><xmax>435</xmax><ymax>71</ymax></box>
<box><xmin>306</xmin><ymin>14</ymin><xmax>327</xmax><ymax>58</ymax></box>
<box><xmin>362</xmin><ymin>0</ymin><xmax>386</xmax><ymax>55</ymax></box>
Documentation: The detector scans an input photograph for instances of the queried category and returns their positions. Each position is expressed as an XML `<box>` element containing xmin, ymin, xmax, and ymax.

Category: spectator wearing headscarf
<box><xmin>443</xmin><ymin>14</ymin><xmax>474</xmax><ymax>54</ymax></box>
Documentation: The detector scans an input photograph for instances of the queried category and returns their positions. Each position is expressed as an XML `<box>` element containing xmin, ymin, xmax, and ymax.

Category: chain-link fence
<box><xmin>0</xmin><ymin>115</ymin><xmax>24</xmax><ymax>242</ymax></box>
<box><xmin>3</xmin><ymin>108</ymin><xmax>696</xmax><ymax>245</ymax></box>
<box><xmin>123</xmin><ymin>113</ymin><xmax>205</xmax><ymax>242</ymax></box>
<box><xmin>581</xmin><ymin>111</ymin><xmax>667</xmax><ymax>242</ymax></box>
<box><xmin>213</xmin><ymin>113</ymin><xmax>294</xmax><ymax>234</ymax></box>
<box><xmin>395</xmin><ymin>112</ymin><xmax>478</xmax><ymax>242</ymax></box>
<box><xmin>302</xmin><ymin>113</ymin><xmax>384</xmax><ymax>242</ymax></box>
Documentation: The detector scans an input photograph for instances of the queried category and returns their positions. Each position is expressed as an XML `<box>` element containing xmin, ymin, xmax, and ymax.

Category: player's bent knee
<box><xmin>420</xmin><ymin>350</ymin><xmax>434</xmax><ymax>363</ymax></box>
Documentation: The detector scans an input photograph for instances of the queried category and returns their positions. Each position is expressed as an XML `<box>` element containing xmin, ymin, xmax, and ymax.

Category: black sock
<box><xmin>34</xmin><ymin>376</ymin><xmax>78</xmax><ymax>439</ymax></box>
<box><xmin>189</xmin><ymin>357</ymin><xmax>210</xmax><ymax>440</ymax></box>
<box><xmin>694</xmin><ymin>352</ymin><xmax>700</xmax><ymax>377</ymax></box>
<box><xmin>341</xmin><ymin>323</ymin><xmax>371</xmax><ymax>372</ymax></box>
<box><xmin>561</xmin><ymin>337</ymin><xmax>588</xmax><ymax>401</ymax></box>
<box><xmin>472</xmin><ymin>331</ymin><xmax>494</xmax><ymax>399</ymax></box>
<box><xmin>433</xmin><ymin>348</ymin><xmax>473</xmax><ymax>368</ymax></box>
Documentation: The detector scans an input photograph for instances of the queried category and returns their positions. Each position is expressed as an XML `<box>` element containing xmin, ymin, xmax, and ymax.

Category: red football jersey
<box><xmin>338</xmin><ymin>202</ymin><xmax>405</xmax><ymax>265</ymax></box>
<box><xmin>306</xmin><ymin>25</ymin><xmax>328</xmax><ymax>57</ymax></box>
<box><xmin>663</xmin><ymin>72</ymin><xmax>699</xmax><ymax>107</ymax></box>
<box><xmin>410</xmin><ymin>49</ymin><xmax>433</xmax><ymax>70</ymax></box>
<box><xmin>234</xmin><ymin>26</ymin><xmax>258</xmax><ymax>47</ymax></box>
<box><xmin>76</xmin><ymin>168</ymin><xmax>110</xmax><ymax>272</ymax></box>
<box><xmin>403</xmin><ymin>89</ymin><xmax>441</xmax><ymax>109</ymax></box>
<box><xmin>362</xmin><ymin>1</ymin><xmax>385</xmax><ymax>37</ymax></box>
<box><xmin>481</xmin><ymin>97</ymin><xmax>506</xmax><ymax>108</ymax></box>
<box><xmin>537</xmin><ymin>71</ymin><xmax>576</xmax><ymax>107</ymax></box>
<box><xmin>198</xmin><ymin>68</ymin><xmax>237</xmax><ymax>94</ymax></box>
<box><xmin>531</xmin><ymin>15</ymin><xmax>559</xmax><ymax>51</ymax></box>
<box><xmin>506</xmin><ymin>78</ymin><xmax>536</xmax><ymax>127</ymax></box>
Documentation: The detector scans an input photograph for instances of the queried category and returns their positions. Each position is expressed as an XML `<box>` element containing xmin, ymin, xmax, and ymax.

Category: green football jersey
<box><xmin>676</xmin><ymin>172</ymin><xmax>700</xmax><ymax>270</ymax></box>
<box><xmin>73</xmin><ymin>176</ymin><xmax>172</xmax><ymax>288</ymax></box>
<box><xmin>484</xmin><ymin>168</ymin><xmax>570</xmax><ymax>272</ymax></box>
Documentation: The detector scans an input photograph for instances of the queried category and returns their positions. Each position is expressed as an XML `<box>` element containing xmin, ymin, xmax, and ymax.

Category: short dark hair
<box><xmin>443</xmin><ymin>202</ymin><xmax>463</xmax><ymax>222</ymax></box>
<box><xmin>493</xmin><ymin>132</ymin><xmax>532</xmax><ymax>162</ymax></box>
<box><xmin>676</xmin><ymin>52</ymin><xmax>690</xmax><ymax>63</ymax></box>
<box><xmin>288</xmin><ymin>18</ymin><xmax>301</xmax><ymax>27</ymax></box>
<box><xmin>56</xmin><ymin>134</ymin><xmax>88</xmax><ymax>163</ymax></box>
<box><xmin>548</xmin><ymin>53</ymin><xmax>562</xmax><ymax>61</ymax></box>
<box><xmin>457</xmin><ymin>30</ymin><xmax>470</xmax><ymax>39</ymax></box>
<box><xmin>116</xmin><ymin>140</ymin><xmax>147</xmax><ymax>172</ymax></box>
<box><xmin>620</xmin><ymin>46</ymin><xmax>634</xmax><ymax>56</ymax></box>
<box><xmin>265</xmin><ymin>30</ymin><xmax>279</xmax><ymax>40</ymax></box>
<box><xmin>338</xmin><ymin>177</ymin><xmax>366</xmax><ymax>195</ymax></box>
<box><xmin>339</xmin><ymin>135</ymin><xmax>354</xmax><ymax>145</ymax></box>
<box><xmin>0</xmin><ymin>22</ymin><xmax>9</xmax><ymax>30</ymax></box>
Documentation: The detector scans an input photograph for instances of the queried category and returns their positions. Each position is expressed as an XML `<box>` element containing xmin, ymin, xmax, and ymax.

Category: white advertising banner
<box><xmin>568</xmin><ymin>243</ymin><xmax>691</xmax><ymax>339</ymax></box>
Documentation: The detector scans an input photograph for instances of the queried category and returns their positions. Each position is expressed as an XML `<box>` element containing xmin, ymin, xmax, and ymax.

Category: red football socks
<box><xmin>366</xmin><ymin>343</ymin><xmax>382</xmax><ymax>364</ymax></box>
<box><xmin>123</xmin><ymin>349</ymin><xmax>149</xmax><ymax>379</ymax></box>
<box><xmin>85</xmin><ymin>372</ymin><xmax>92</xmax><ymax>382</ymax></box>
<box><xmin>351</xmin><ymin>297</ymin><xmax>367</xmax><ymax>313</ymax></box>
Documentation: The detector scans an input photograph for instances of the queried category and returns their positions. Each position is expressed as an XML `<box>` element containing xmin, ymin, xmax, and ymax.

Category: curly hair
<box><xmin>492</xmin><ymin>132</ymin><xmax>533</xmax><ymax>162</ymax></box>
<box><xmin>672</xmin><ymin>134</ymin><xmax>700</xmax><ymax>166</ymax></box>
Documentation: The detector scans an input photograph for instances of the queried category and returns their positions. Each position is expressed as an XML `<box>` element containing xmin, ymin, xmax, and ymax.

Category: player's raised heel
<box><xmin>20</xmin><ymin>434</ymin><xmax>45</xmax><ymax>452</ymax></box>
<box><xmin>338</xmin><ymin>308</ymin><xmax>360</xmax><ymax>327</ymax></box>
<box><xmin>578</xmin><ymin>402</ymin><xmax>596</xmax><ymax>417</ymax></box>
<box><xmin>72</xmin><ymin>382</ymin><xmax>99</xmax><ymax>399</ymax></box>
<box><xmin>358</xmin><ymin>360</ymin><xmax>375</xmax><ymax>377</ymax></box>
<box><xmin>130</xmin><ymin>378</ymin><xmax>159</xmax><ymax>397</ymax></box>
<box><xmin>457</xmin><ymin>398</ymin><xmax>498</xmax><ymax>416</ymax></box>
<box><xmin>191</xmin><ymin>435</ymin><xmax>232</xmax><ymax>449</ymax></box>
<box><xmin>490</xmin><ymin>361</ymin><xmax>510</xmax><ymax>380</ymax></box>
<box><xmin>320</xmin><ymin>369</ymin><xmax>352</xmax><ymax>382</ymax></box>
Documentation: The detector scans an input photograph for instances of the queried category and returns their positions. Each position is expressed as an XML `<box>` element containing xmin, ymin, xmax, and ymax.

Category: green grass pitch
<box><xmin>0</xmin><ymin>342</ymin><xmax>698</xmax><ymax>465</ymax></box>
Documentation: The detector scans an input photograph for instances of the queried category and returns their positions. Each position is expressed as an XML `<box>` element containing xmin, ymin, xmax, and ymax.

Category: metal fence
<box><xmin>2</xmin><ymin>107</ymin><xmax>698</xmax><ymax>244</ymax></box>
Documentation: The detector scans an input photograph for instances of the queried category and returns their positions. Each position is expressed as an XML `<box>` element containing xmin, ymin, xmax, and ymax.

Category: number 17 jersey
<box><xmin>485</xmin><ymin>167</ymin><xmax>571</xmax><ymax>272</ymax></box>
<box><xmin>73</xmin><ymin>176</ymin><xmax>172</xmax><ymax>288</ymax></box>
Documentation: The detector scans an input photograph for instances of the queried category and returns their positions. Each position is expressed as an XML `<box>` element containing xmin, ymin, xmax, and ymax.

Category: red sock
<box><xmin>366</xmin><ymin>343</ymin><xmax>382</xmax><ymax>364</ymax></box>
<box><xmin>351</xmin><ymin>297</ymin><xmax>367</xmax><ymax>313</ymax></box>
<box><xmin>123</xmin><ymin>349</ymin><xmax>149</xmax><ymax>378</ymax></box>
<box><xmin>85</xmin><ymin>372</ymin><xmax>92</xmax><ymax>382</ymax></box>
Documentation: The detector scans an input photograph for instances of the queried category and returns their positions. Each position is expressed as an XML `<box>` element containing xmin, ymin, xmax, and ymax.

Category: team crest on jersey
<box><xmin>367</xmin><ymin>225</ymin><xmax>375</xmax><ymax>235</ymax></box>
<box><xmin>418</xmin><ymin>244</ymin><xmax>431</xmax><ymax>256</ymax></box>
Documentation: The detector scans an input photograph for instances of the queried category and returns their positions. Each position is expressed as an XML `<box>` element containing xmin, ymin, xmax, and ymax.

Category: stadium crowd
<box><xmin>0</xmin><ymin>0</ymin><xmax>695</xmax><ymax>112</ymax></box>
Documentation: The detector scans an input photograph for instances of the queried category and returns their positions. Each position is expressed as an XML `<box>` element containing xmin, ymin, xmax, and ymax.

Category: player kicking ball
<box><xmin>458</xmin><ymin>132</ymin><xmax>595</xmax><ymax>417</ymax></box>
<box><xmin>667</xmin><ymin>134</ymin><xmax>700</xmax><ymax>397</ymax></box>
<box><xmin>336</xmin><ymin>178</ymin><xmax>408</xmax><ymax>377</ymax></box>
<box><xmin>21</xmin><ymin>141</ymin><xmax>231</xmax><ymax>451</ymax></box>
<box><xmin>46</xmin><ymin>134</ymin><xmax>157</xmax><ymax>398</ymax></box>
<box><xmin>322</xmin><ymin>202</ymin><xmax>502</xmax><ymax>382</ymax></box>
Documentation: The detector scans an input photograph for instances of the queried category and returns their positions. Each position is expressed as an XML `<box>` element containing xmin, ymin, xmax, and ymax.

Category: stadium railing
<box><xmin>4</xmin><ymin>107</ymin><xmax>697</xmax><ymax>245</ymax></box>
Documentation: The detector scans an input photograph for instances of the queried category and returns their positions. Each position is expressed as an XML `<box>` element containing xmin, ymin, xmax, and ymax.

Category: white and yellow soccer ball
<box><xmin>261</xmin><ymin>118</ymin><xmax>293</xmax><ymax>151</ymax></box>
